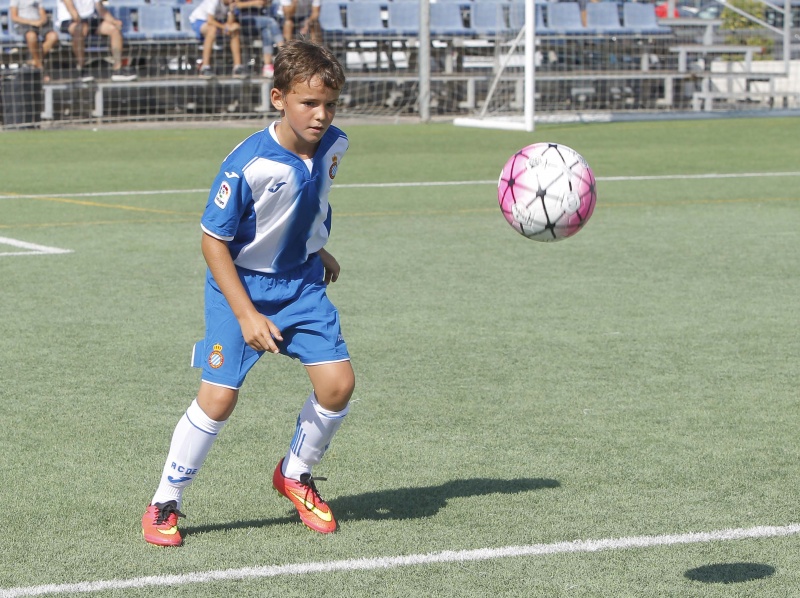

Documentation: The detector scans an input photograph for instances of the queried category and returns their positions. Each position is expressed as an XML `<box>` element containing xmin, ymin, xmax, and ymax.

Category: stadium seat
<box><xmin>137</xmin><ymin>4</ymin><xmax>192</xmax><ymax>40</ymax></box>
<box><xmin>622</xmin><ymin>3</ymin><xmax>671</xmax><ymax>35</ymax></box>
<box><xmin>345</xmin><ymin>1</ymin><xmax>387</xmax><ymax>35</ymax></box>
<box><xmin>319</xmin><ymin>2</ymin><xmax>346</xmax><ymax>34</ymax></box>
<box><xmin>429</xmin><ymin>2</ymin><xmax>470</xmax><ymax>36</ymax></box>
<box><xmin>470</xmin><ymin>2</ymin><xmax>510</xmax><ymax>36</ymax></box>
<box><xmin>585</xmin><ymin>2</ymin><xmax>626</xmax><ymax>34</ymax></box>
<box><xmin>107</xmin><ymin>4</ymin><xmax>146</xmax><ymax>41</ymax></box>
<box><xmin>507</xmin><ymin>2</ymin><xmax>550</xmax><ymax>34</ymax></box>
<box><xmin>545</xmin><ymin>2</ymin><xmax>585</xmax><ymax>34</ymax></box>
<box><xmin>387</xmin><ymin>2</ymin><xmax>419</xmax><ymax>36</ymax></box>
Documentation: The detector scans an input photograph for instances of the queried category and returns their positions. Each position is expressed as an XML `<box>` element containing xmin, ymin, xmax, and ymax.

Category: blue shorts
<box><xmin>194</xmin><ymin>254</ymin><xmax>349</xmax><ymax>389</ymax></box>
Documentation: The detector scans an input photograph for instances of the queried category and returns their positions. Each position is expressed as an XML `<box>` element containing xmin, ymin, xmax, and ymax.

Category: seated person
<box><xmin>56</xmin><ymin>0</ymin><xmax>137</xmax><ymax>81</ymax></box>
<box><xmin>10</xmin><ymin>0</ymin><xmax>59</xmax><ymax>77</ymax></box>
<box><xmin>189</xmin><ymin>0</ymin><xmax>246</xmax><ymax>78</ymax></box>
<box><xmin>279</xmin><ymin>0</ymin><xmax>320</xmax><ymax>45</ymax></box>
<box><xmin>232</xmin><ymin>0</ymin><xmax>283</xmax><ymax>78</ymax></box>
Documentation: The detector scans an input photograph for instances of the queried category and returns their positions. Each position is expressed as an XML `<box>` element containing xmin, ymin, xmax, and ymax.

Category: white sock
<box><xmin>282</xmin><ymin>392</ymin><xmax>349</xmax><ymax>480</ymax></box>
<box><xmin>151</xmin><ymin>398</ymin><xmax>227</xmax><ymax>509</ymax></box>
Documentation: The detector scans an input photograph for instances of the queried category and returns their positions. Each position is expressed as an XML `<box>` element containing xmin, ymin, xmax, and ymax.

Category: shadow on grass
<box><xmin>183</xmin><ymin>477</ymin><xmax>559</xmax><ymax>538</ymax></box>
<box><xmin>685</xmin><ymin>562</ymin><xmax>776</xmax><ymax>584</ymax></box>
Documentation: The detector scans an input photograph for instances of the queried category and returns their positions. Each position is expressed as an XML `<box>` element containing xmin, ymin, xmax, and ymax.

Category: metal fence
<box><xmin>1</xmin><ymin>0</ymin><xmax>798</xmax><ymax>129</ymax></box>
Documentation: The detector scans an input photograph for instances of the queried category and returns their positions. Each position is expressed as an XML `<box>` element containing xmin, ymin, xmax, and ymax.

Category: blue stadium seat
<box><xmin>137</xmin><ymin>4</ymin><xmax>192</xmax><ymax>40</ymax></box>
<box><xmin>471</xmin><ymin>2</ymin><xmax>510</xmax><ymax>36</ymax></box>
<box><xmin>319</xmin><ymin>2</ymin><xmax>346</xmax><ymax>34</ymax></box>
<box><xmin>508</xmin><ymin>2</ymin><xmax>550</xmax><ymax>34</ymax></box>
<box><xmin>622</xmin><ymin>3</ymin><xmax>671</xmax><ymax>35</ymax></box>
<box><xmin>345</xmin><ymin>1</ymin><xmax>387</xmax><ymax>35</ymax></box>
<box><xmin>387</xmin><ymin>2</ymin><xmax>419</xmax><ymax>36</ymax></box>
<box><xmin>545</xmin><ymin>2</ymin><xmax>585</xmax><ymax>34</ymax></box>
<box><xmin>429</xmin><ymin>2</ymin><xmax>469</xmax><ymax>35</ymax></box>
<box><xmin>585</xmin><ymin>2</ymin><xmax>626</xmax><ymax>34</ymax></box>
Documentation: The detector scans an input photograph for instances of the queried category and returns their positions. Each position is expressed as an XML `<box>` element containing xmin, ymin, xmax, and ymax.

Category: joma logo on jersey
<box><xmin>268</xmin><ymin>182</ymin><xmax>287</xmax><ymax>193</ymax></box>
<box><xmin>215</xmin><ymin>182</ymin><xmax>231</xmax><ymax>209</ymax></box>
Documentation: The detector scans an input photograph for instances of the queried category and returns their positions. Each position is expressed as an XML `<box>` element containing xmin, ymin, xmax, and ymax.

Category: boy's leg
<box><xmin>273</xmin><ymin>361</ymin><xmax>354</xmax><ymax>534</ymax></box>
<box><xmin>142</xmin><ymin>382</ymin><xmax>236</xmax><ymax>546</ymax></box>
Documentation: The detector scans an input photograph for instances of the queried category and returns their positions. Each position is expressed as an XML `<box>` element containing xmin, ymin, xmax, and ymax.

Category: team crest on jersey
<box><xmin>329</xmin><ymin>156</ymin><xmax>339</xmax><ymax>180</ymax></box>
<box><xmin>214</xmin><ymin>182</ymin><xmax>231</xmax><ymax>209</ymax></box>
<box><xmin>208</xmin><ymin>344</ymin><xmax>224</xmax><ymax>369</ymax></box>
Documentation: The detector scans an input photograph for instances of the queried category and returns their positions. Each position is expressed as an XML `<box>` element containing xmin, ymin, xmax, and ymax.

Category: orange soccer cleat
<box><xmin>142</xmin><ymin>501</ymin><xmax>185</xmax><ymax>547</ymax></box>
<box><xmin>273</xmin><ymin>459</ymin><xmax>337</xmax><ymax>534</ymax></box>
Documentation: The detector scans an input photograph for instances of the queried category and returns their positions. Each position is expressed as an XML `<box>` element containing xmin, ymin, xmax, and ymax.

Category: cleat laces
<box><xmin>298</xmin><ymin>473</ymin><xmax>327</xmax><ymax>506</ymax></box>
<box><xmin>154</xmin><ymin>501</ymin><xmax>185</xmax><ymax>525</ymax></box>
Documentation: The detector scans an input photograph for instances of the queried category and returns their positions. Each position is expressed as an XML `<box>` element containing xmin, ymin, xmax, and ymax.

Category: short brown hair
<box><xmin>273</xmin><ymin>40</ymin><xmax>346</xmax><ymax>95</ymax></box>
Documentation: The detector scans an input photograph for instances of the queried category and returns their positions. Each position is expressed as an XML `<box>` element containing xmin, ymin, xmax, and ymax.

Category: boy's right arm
<box><xmin>202</xmin><ymin>233</ymin><xmax>283</xmax><ymax>354</ymax></box>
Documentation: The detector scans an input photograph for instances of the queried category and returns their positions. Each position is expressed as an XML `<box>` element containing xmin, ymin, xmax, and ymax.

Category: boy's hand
<box><xmin>317</xmin><ymin>248</ymin><xmax>340</xmax><ymax>284</ymax></box>
<box><xmin>239</xmin><ymin>310</ymin><xmax>283</xmax><ymax>354</ymax></box>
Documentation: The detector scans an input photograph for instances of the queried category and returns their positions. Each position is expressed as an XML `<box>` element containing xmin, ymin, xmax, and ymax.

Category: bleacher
<box><xmin>0</xmin><ymin>0</ymin><xmax>793</xmax><ymax>125</ymax></box>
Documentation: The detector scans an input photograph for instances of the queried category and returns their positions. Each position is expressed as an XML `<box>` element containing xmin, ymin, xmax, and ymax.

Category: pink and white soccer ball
<box><xmin>498</xmin><ymin>143</ymin><xmax>597</xmax><ymax>242</ymax></box>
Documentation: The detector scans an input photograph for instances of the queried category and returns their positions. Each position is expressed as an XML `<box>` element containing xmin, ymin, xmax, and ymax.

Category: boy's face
<box><xmin>271</xmin><ymin>76</ymin><xmax>341</xmax><ymax>159</ymax></box>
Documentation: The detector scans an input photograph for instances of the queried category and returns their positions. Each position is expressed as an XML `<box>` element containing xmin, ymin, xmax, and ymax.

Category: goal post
<box><xmin>453</xmin><ymin>0</ymin><xmax>536</xmax><ymax>132</ymax></box>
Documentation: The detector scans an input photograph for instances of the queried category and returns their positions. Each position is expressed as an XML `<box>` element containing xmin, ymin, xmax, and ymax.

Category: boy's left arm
<box><xmin>316</xmin><ymin>248</ymin><xmax>340</xmax><ymax>284</ymax></box>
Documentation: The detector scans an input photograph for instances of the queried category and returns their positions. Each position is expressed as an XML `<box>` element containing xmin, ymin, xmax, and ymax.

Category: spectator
<box><xmin>279</xmin><ymin>0</ymin><xmax>320</xmax><ymax>45</ymax></box>
<box><xmin>56</xmin><ymin>0</ymin><xmax>137</xmax><ymax>81</ymax></box>
<box><xmin>190</xmin><ymin>0</ymin><xmax>247</xmax><ymax>78</ymax></box>
<box><xmin>233</xmin><ymin>0</ymin><xmax>284</xmax><ymax>78</ymax></box>
<box><xmin>10</xmin><ymin>0</ymin><xmax>59</xmax><ymax>78</ymax></box>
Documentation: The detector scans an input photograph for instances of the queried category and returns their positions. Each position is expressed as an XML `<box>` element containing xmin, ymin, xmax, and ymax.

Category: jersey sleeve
<box><xmin>200</xmin><ymin>166</ymin><xmax>251</xmax><ymax>241</ymax></box>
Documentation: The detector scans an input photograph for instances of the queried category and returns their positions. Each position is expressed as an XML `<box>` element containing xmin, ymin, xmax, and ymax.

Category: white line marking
<box><xmin>1</xmin><ymin>523</ymin><xmax>798</xmax><ymax>597</ymax></box>
<box><xmin>0</xmin><ymin>236</ymin><xmax>73</xmax><ymax>257</ymax></box>
<box><xmin>1</xmin><ymin>172</ymin><xmax>799</xmax><ymax>200</ymax></box>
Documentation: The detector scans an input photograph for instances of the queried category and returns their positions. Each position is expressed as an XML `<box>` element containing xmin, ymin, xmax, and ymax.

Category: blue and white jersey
<box><xmin>201</xmin><ymin>122</ymin><xmax>348</xmax><ymax>274</ymax></box>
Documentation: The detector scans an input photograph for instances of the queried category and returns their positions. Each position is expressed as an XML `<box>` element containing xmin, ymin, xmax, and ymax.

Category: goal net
<box><xmin>453</xmin><ymin>0</ymin><xmax>536</xmax><ymax>132</ymax></box>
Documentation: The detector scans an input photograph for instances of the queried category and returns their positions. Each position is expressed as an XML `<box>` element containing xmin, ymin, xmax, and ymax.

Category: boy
<box><xmin>142</xmin><ymin>40</ymin><xmax>353</xmax><ymax>546</ymax></box>
<box><xmin>189</xmin><ymin>0</ymin><xmax>245</xmax><ymax>78</ymax></box>
<box><xmin>9</xmin><ymin>0</ymin><xmax>59</xmax><ymax>74</ymax></box>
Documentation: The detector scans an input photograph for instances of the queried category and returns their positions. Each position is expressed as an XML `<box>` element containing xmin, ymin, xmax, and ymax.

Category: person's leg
<box><xmin>24</xmin><ymin>30</ymin><xmax>42</xmax><ymax>68</ymax></box>
<box><xmin>200</xmin><ymin>22</ymin><xmax>216</xmax><ymax>69</ymax></box>
<box><xmin>142</xmin><ymin>382</ymin><xmax>237</xmax><ymax>546</ymax></box>
<box><xmin>68</xmin><ymin>20</ymin><xmax>87</xmax><ymax>69</ymax></box>
<box><xmin>228</xmin><ymin>22</ymin><xmax>242</xmax><ymax>69</ymax></box>
<box><xmin>42</xmin><ymin>30</ymin><xmax>58</xmax><ymax>60</ymax></box>
<box><xmin>96</xmin><ymin>19</ymin><xmax>123</xmax><ymax>70</ymax></box>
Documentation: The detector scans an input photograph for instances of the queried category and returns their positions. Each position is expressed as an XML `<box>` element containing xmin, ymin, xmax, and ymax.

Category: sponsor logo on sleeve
<box><xmin>214</xmin><ymin>182</ymin><xmax>232</xmax><ymax>209</ymax></box>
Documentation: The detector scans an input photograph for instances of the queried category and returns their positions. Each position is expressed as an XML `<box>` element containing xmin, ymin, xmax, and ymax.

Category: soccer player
<box><xmin>142</xmin><ymin>39</ymin><xmax>353</xmax><ymax>546</ymax></box>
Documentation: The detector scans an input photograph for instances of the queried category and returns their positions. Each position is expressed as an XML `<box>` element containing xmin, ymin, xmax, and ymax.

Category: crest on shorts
<box><xmin>329</xmin><ymin>155</ymin><xmax>339</xmax><ymax>180</ymax></box>
<box><xmin>214</xmin><ymin>182</ymin><xmax>231</xmax><ymax>209</ymax></box>
<box><xmin>208</xmin><ymin>344</ymin><xmax>224</xmax><ymax>369</ymax></box>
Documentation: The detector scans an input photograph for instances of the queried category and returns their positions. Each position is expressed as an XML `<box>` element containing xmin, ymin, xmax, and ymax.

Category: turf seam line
<box><xmin>2</xmin><ymin>523</ymin><xmax>799</xmax><ymax>597</ymax></box>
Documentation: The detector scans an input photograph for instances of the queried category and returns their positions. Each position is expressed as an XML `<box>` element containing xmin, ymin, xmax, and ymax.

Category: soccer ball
<box><xmin>498</xmin><ymin>143</ymin><xmax>597</xmax><ymax>242</ymax></box>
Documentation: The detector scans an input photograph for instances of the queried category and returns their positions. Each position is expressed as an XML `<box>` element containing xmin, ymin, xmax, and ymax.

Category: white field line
<box><xmin>1</xmin><ymin>523</ymin><xmax>798</xmax><ymax>597</ymax></box>
<box><xmin>1</xmin><ymin>171</ymin><xmax>800</xmax><ymax>200</ymax></box>
<box><xmin>0</xmin><ymin>236</ymin><xmax>73</xmax><ymax>257</ymax></box>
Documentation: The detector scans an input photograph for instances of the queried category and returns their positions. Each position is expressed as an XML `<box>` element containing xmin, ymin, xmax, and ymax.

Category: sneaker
<box><xmin>75</xmin><ymin>68</ymin><xmax>94</xmax><ymax>83</ymax></box>
<box><xmin>261</xmin><ymin>64</ymin><xmax>274</xmax><ymax>78</ymax></box>
<box><xmin>142</xmin><ymin>501</ymin><xmax>185</xmax><ymax>547</ymax></box>
<box><xmin>273</xmin><ymin>458</ymin><xmax>337</xmax><ymax>534</ymax></box>
<box><xmin>232</xmin><ymin>65</ymin><xmax>247</xmax><ymax>78</ymax></box>
<box><xmin>198</xmin><ymin>66</ymin><xmax>214</xmax><ymax>78</ymax></box>
<box><xmin>111</xmin><ymin>67</ymin><xmax>137</xmax><ymax>82</ymax></box>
